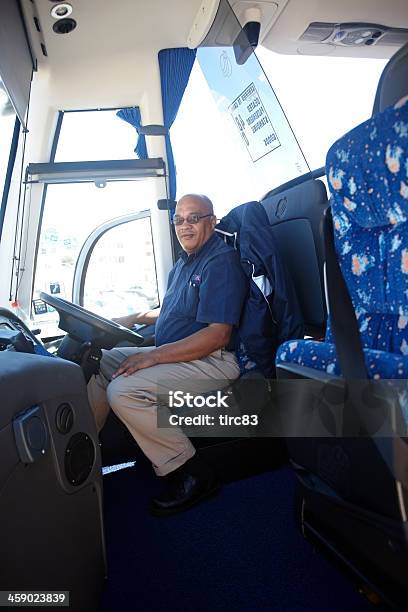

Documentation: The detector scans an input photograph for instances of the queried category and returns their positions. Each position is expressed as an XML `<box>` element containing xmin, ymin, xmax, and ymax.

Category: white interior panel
<box><xmin>262</xmin><ymin>0</ymin><xmax>408</xmax><ymax>58</ymax></box>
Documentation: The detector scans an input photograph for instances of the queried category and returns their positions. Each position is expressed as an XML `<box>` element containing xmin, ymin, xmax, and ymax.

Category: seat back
<box><xmin>373</xmin><ymin>41</ymin><xmax>408</xmax><ymax>115</ymax></box>
<box><xmin>261</xmin><ymin>178</ymin><xmax>328</xmax><ymax>334</ymax></box>
<box><xmin>326</xmin><ymin>96</ymin><xmax>408</xmax><ymax>359</ymax></box>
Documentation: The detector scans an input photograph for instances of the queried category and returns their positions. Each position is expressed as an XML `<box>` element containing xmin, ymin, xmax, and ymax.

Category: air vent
<box><xmin>33</xmin><ymin>16</ymin><xmax>41</xmax><ymax>32</ymax></box>
<box><xmin>53</xmin><ymin>18</ymin><xmax>77</xmax><ymax>35</ymax></box>
<box><xmin>56</xmin><ymin>402</ymin><xmax>74</xmax><ymax>434</ymax></box>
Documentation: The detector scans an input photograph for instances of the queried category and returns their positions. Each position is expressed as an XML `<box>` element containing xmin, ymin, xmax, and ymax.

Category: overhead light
<box><xmin>50</xmin><ymin>3</ymin><xmax>73</xmax><ymax>19</ymax></box>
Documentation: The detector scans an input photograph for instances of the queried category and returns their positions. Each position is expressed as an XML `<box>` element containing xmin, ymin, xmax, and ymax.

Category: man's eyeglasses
<box><xmin>172</xmin><ymin>213</ymin><xmax>213</xmax><ymax>226</ymax></box>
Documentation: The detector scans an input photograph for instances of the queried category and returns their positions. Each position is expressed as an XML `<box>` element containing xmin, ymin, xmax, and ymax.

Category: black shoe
<box><xmin>150</xmin><ymin>459</ymin><xmax>220</xmax><ymax>516</ymax></box>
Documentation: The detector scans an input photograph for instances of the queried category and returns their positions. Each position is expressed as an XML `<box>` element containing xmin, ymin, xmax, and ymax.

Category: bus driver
<box><xmin>87</xmin><ymin>194</ymin><xmax>247</xmax><ymax>516</ymax></box>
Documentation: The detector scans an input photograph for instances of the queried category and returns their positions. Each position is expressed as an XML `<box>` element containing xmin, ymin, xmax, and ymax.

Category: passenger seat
<box><xmin>274</xmin><ymin>40</ymin><xmax>408</xmax><ymax>609</ymax></box>
<box><xmin>261</xmin><ymin>175</ymin><xmax>329</xmax><ymax>338</ymax></box>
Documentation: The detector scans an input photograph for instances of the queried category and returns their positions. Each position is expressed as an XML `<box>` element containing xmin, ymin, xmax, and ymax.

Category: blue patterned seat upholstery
<box><xmin>277</xmin><ymin>95</ymin><xmax>408</xmax><ymax>380</ymax></box>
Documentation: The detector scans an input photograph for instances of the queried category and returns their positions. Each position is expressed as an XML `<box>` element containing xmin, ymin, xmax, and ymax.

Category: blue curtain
<box><xmin>116</xmin><ymin>107</ymin><xmax>148</xmax><ymax>159</ymax></box>
<box><xmin>158</xmin><ymin>48</ymin><xmax>196</xmax><ymax>200</ymax></box>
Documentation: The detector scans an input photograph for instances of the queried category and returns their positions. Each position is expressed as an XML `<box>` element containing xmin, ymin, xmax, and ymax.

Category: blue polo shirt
<box><xmin>155</xmin><ymin>233</ymin><xmax>247</xmax><ymax>349</ymax></box>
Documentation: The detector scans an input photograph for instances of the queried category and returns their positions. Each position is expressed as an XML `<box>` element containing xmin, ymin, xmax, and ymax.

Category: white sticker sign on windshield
<box><xmin>229</xmin><ymin>82</ymin><xmax>280</xmax><ymax>162</ymax></box>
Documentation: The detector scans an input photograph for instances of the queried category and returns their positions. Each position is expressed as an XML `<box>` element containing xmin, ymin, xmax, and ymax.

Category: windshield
<box><xmin>172</xmin><ymin>0</ymin><xmax>387</xmax><ymax>216</ymax></box>
<box><xmin>196</xmin><ymin>0</ymin><xmax>309</xmax><ymax>197</ymax></box>
<box><xmin>173</xmin><ymin>0</ymin><xmax>309</xmax><ymax>216</ymax></box>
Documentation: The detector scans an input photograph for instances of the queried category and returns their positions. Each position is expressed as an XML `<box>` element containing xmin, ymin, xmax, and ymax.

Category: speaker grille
<box><xmin>53</xmin><ymin>18</ymin><xmax>77</xmax><ymax>35</ymax></box>
<box><xmin>65</xmin><ymin>433</ymin><xmax>95</xmax><ymax>486</ymax></box>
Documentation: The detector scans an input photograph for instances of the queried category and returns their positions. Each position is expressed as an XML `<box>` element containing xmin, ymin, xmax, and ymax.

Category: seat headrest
<box><xmin>327</xmin><ymin>97</ymin><xmax>408</xmax><ymax>230</ymax></box>
<box><xmin>373</xmin><ymin>41</ymin><xmax>408</xmax><ymax>115</ymax></box>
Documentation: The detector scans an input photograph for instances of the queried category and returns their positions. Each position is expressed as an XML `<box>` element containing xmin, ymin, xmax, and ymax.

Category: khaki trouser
<box><xmin>87</xmin><ymin>347</ymin><xmax>240</xmax><ymax>476</ymax></box>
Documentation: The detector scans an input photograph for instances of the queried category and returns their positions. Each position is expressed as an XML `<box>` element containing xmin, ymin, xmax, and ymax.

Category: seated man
<box><xmin>87</xmin><ymin>194</ymin><xmax>247</xmax><ymax>515</ymax></box>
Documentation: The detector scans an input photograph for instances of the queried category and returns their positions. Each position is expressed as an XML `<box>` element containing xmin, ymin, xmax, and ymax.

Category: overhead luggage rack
<box><xmin>25</xmin><ymin>158</ymin><xmax>166</xmax><ymax>185</ymax></box>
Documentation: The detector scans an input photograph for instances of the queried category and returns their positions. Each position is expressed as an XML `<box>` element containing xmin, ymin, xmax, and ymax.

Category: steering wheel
<box><xmin>40</xmin><ymin>292</ymin><xmax>144</xmax><ymax>351</ymax></box>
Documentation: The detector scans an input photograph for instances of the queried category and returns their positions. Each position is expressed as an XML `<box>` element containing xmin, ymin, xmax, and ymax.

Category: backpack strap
<box><xmin>215</xmin><ymin>227</ymin><xmax>238</xmax><ymax>250</ymax></box>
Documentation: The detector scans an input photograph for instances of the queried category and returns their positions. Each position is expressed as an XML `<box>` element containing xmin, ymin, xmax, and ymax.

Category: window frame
<box><xmin>71</xmin><ymin>210</ymin><xmax>158</xmax><ymax>309</ymax></box>
<box><xmin>0</xmin><ymin>115</ymin><xmax>20</xmax><ymax>240</ymax></box>
<box><xmin>31</xmin><ymin>107</ymin><xmax>165</xmax><ymax>314</ymax></box>
<box><xmin>31</xmin><ymin>110</ymin><xmax>64</xmax><ymax>312</ymax></box>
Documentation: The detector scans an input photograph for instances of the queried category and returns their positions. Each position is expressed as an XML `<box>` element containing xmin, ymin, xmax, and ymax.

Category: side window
<box><xmin>34</xmin><ymin>181</ymin><xmax>155</xmax><ymax>302</ymax></box>
<box><xmin>54</xmin><ymin>109</ymin><xmax>136</xmax><ymax>162</ymax></box>
<box><xmin>32</xmin><ymin>108</ymin><xmax>163</xmax><ymax>333</ymax></box>
<box><xmin>82</xmin><ymin>217</ymin><xmax>159</xmax><ymax>319</ymax></box>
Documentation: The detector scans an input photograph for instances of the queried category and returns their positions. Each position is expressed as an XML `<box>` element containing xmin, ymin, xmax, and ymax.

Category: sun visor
<box><xmin>0</xmin><ymin>1</ymin><xmax>35</xmax><ymax>129</ymax></box>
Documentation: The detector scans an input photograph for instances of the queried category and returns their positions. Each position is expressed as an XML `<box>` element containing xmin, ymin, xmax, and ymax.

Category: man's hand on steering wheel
<box><xmin>112</xmin><ymin>314</ymin><xmax>137</xmax><ymax>329</ymax></box>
